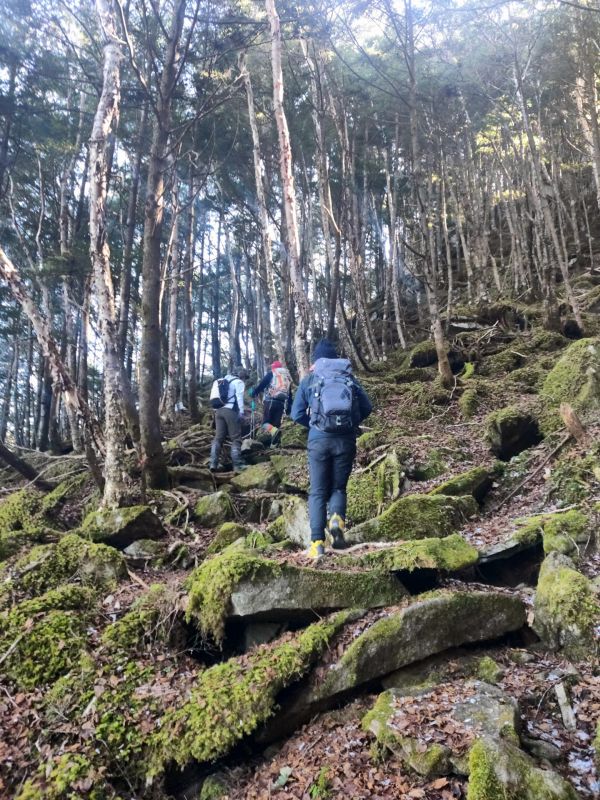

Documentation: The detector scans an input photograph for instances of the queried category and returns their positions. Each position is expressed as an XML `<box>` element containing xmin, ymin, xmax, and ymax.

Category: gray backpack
<box><xmin>309</xmin><ymin>358</ymin><xmax>357</xmax><ymax>434</ymax></box>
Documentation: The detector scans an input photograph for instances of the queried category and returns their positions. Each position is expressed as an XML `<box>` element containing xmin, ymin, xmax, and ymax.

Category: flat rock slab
<box><xmin>364</xmin><ymin>680</ymin><xmax>519</xmax><ymax>777</ymax></box>
<box><xmin>230</xmin><ymin>462</ymin><xmax>280</xmax><ymax>493</ymax></box>
<box><xmin>264</xmin><ymin>590</ymin><xmax>525</xmax><ymax>739</ymax></box>
<box><xmin>81</xmin><ymin>505</ymin><xmax>166</xmax><ymax>549</ymax></box>
<box><xmin>229</xmin><ymin>563</ymin><xmax>408</xmax><ymax>621</ymax></box>
<box><xmin>345</xmin><ymin>494</ymin><xmax>478</xmax><ymax>544</ymax></box>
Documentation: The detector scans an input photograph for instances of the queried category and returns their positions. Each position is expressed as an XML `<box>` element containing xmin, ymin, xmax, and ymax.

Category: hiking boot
<box><xmin>328</xmin><ymin>513</ymin><xmax>348</xmax><ymax>549</ymax></box>
<box><xmin>307</xmin><ymin>540</ymin><xmax>325</xmax><ymax>560</ymax></box>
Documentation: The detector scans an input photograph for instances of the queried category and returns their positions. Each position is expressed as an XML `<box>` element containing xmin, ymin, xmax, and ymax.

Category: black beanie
<box><xmin>312</xmin><ymin>338</ymin><xmax>338</xmax><ymax>361</ymax></box>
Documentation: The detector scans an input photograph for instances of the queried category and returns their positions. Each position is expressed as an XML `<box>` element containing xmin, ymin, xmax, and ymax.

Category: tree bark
<box><xmin>265</xmin><ymin>0</ymin><xmax>310</xmax><ymax>375</ymax></box>
<box><xmin>0</xmin><ymin>440</ymin><xmax>52</xmax><ymax>490</ymax></box>
<box><xmin>139</xmin><ymin>0</ymin><xmax>187</xmax><ymax>488</ymax></box>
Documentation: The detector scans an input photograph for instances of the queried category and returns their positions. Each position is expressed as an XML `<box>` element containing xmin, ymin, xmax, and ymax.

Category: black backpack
<box><xmin>210</xmin><ymin>377</ymin><xmax>233</xmax><ymax>409</ymax></box>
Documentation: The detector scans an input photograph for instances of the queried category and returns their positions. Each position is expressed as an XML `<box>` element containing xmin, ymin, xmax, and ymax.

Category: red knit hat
<box><xmin>271</xmin><ymin>360</ymin><xmax>283</xmax><ymax>369</ymax></box>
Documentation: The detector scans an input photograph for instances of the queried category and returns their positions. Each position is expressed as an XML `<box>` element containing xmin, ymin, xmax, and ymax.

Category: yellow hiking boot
<box><xmin>328</xmin><ymin>513</ymin><xmax>348</xmax><ymax>550</ymax></box>
<box><xmin>308</xmin><ymin>540</ymin><xmax>325</xmax><ymax>560</ymax></box>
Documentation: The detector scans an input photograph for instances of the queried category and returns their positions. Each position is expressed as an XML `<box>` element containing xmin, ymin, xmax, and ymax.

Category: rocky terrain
<box><xmin>1</xmin><ymin>296</ymin><xmax>600</xmax><ymax>800</ymax></box>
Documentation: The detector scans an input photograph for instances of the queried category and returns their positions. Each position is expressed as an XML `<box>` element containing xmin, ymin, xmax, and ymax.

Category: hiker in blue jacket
<box><xmin>291</xmin><ymin>339</ymin><xmax>372</xmax><ymax>560</ymax></box>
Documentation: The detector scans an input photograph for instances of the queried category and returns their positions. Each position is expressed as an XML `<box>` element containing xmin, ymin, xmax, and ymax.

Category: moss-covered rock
<box><xmin>364</xmin><ymin>681</ymin><xmax>518</xmax><ymax>778</ymax></box>
<box><xmin>485</xmin><ymin>406</ymin><xmax>542</xmax><ymax>461</ymax></box>
<box><xmin>0</xmin><ymin>488</ymin><xmax>59</xmax><ymax>560</ymax></box>
<box><xmin>467</xmin><ymin>736</ymin><xmax>578</xmax><ymax>800</ymax></box>
<box><xmin>185</xmin><ymin>550</ymin><xmax>405</xmax><ymax>642</ymax></box>
<box><xmin>533</xmin><ymin>552</ymin><xmax>599</xmax><ymax>658</ymax></box>
<box><xmin>194</xmin><ymin>491</ymin><xmax>235</xmax><ymax>528</ymax></box>
<box><xmin>459</xmin><ymin>387</ymin><xmax>480</xmax><ymax>419</ymax></box>
<box><xmin>280</xmin><ymin>495</ymin><xmax>311</xmax><ymax>547</ymax></box>
<box><xmin>0</xmin><ymin>585</ymin><xmax>94</xmax><ymax>689</ymax></box>
<box><xmin>270</xmin><ymin>451</ymin><xmax>309</xmax><ymax>492</ymax></box>
<box><xmin>81</xmin><ymin>504</ymin><xmax>166</xmax><ymax>548</ymax></box>
<box><xmin>278</xmin><ymin>423</ymin><xmax>308</xmax><ymax>449</ymax></box>
<box><xmin>148</xmin><ymin>613</ymin><xmax>350</xmax><ymax>777</ymax></box>
<box><xmin>356</xmin><ymin>429</ymin><xmax>385</xmax><ymax>452</ymax></box>
<box><xmin>39</xmin><ymin>473</ymin><xmax>88</xmax><ymax>522</ymax></box>
<box><xmin>409</xmin><ymin>340</ymin><xmax>438</xmax><ymax>368</ymax></box>
<box><xmin>206</xmin><ymin>522</ymin><xmax>250</xmax><ymax>555</ymax></box>
<box><xmin>346</xmin><ymin>493</ymin><xmax>478</xmax><ymax>544</ymax></box>
<box><xmin>430</xmin><ymin>466</ymin><xmax>493</xmax><ymax>503</ymax></box>
<box><xmin>393</xmin><ymin>367</ymin><xmax>433</xmax><ymax>383</ymax></box>
<box><xmin>101</xmin><ymin>583</ymin><xmax>183</xmax><ymax>654</ymax></box>
<box><xmin>6</xmin><ymin>532</ymin><xmax>125</xmax><ymax>599</ymax></box>
<box><xmin>539</xmin><ymin>338</ymin><xmax>600</xmax><ymax>432</ymax></box>
<box><xmin>514</xmin><ymin>509</ymin><xmax>590</xmax><ymax>558</ymax></box>
<box><xmin>270</xmin><ymin>591</ymin><xmax>525</xmax><ymax>735</ymax></box>
<box><xmin>347</xmin><ymin>451</ymin><xmax>403</xmax><ymax>524</ymax></box>
<box><xmin>406</xmin><ymin>447</ymin><xmax>447</xmax><ymax>480</ymax></box>
<box><xmin>548</xmin><ymin>450</ymin><xmax>600</xmax><ymax>505</ymax></box>
<box><xmin>341</xmin><ymin>534</ymin><xmax>478</xmax><ymax>573</ymax></box>
<box><xmin>230</xmin><ymin>462</ymin><xmax>280</xmax><ymax>492</ymax></box>
<box><xmin>476</xmin><ymin>656</ymin><xmax>503</xmax><ymax>684</ymax></box>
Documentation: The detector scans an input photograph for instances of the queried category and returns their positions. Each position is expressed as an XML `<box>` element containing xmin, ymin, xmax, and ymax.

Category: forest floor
<box><xmin>1</xmin><ymin>297</ymin><xmax>599</xmax><ymax>800</ymax></box>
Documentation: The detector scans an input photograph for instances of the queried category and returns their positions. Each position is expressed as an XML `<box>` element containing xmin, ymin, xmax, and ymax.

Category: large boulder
<box><xmin>345</xmin><ymin>493</ymin><xmax>477</xmax><ymax>544</ymax></box>
<box><xmin>3</xmin><ymin>532</ymin><xmax>126</xmax><ymax>600</ymax></box>
<box><xmin>185</xmin><ymin>550</ymin><xmax>408</xmax><ymax>642</ymax></box>
<box><xmin>194</xmin><ymin>492</ymin><xmax>234</xmax><ymax>528</ymax></box>
<box><xmin>485</xmin><ymin>406</ymin><xmax>542</xmax><ymax>461</ymax></box>
<box><xmin>81</xmin><ymin>505</ymin><xmax>166</xmax><ymax>548</ymax></box>
<box><xmin>533</xmin><ymin>552</ymin><xmax>599</xmax><ymax>658</ymax></box>
<box><xmin>539</xmin><ymin>337</ymin><xmax>600</xmax><ymax>432</ymax></box>
<box><xmin>467</xmin><ymin>737</ymin><xmax>578</xmax><ymax>800</ymax></box>
<box><xmin>264</xmin><ymin>590</ymin><xmax>525</xmax><ymax>736</ymax></box>
<box><xmin>364</xmin><ymin>681</ymin><xmax>519</xmax><ymax>777</ymax></box>
<box><xmin>281</xmin><ymin>495</ymin><xmax>311</xmax><ymax>547</ymax></box>
<box><xmin>230</xmin><ymin>462</ymin><xmax>280</xmax><ymax>493</ymax></box>
<box><xmin>270</xmin><ymin>452</ymin><xmax>309</xmax><ymax>492</ymax></box>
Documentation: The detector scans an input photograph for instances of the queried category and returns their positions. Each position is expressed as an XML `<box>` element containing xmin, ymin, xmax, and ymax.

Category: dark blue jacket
<box><xmin>291</xmin><ymin>372</ymin><xmax>372</xmax><ymax>440</ymax></box>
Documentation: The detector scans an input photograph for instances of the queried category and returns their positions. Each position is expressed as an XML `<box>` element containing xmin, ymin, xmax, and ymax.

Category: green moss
<box><xmin>430</xmin><ymin>467</ymin><xmax>492</xmax><ymax>502</ymax></box>
<box><xmin>409</xmin><ymin>339</ymin><xmax>438</xmax><ymax>367</ymax></box>
<box><xmin>349</xmin><ymin>494</ymin><xmax>477</xmax><ymax>543</ymax></box>
<box><xmin>485</xmin><ymin>406</ymin><xmax>542</xmax><ymax>460</ymax></box>
<box><xmin>9</xmin><ymin>533</ymin><xmax>125</xmax><ymax>599</ymax></box>
<box><xmin>185</xmin><ymin>550</ymin><xmax>282</xmax><ymax>643</ymax></box>
<box><xmin>548</xmin><ymin>451</ymin><xmax>600</xmax><ymax>505</ymax></box>
<box><xmin>342</xmin><ymin>534</ymin><xmax>478</xmax><ymax>573</ymax></box>
<box><xmin>459</xmin><ymin>387</ymin><xmax>480</xmax><ymax>419</ymax></box>
<box><xmin>476</xmin><ymin>656</ymin><xmax>503</xmax><ymax>684</ymax></box>
<box><xmin>410</xmin><ymin>448</ymin><xmax>447</xmax><ymax>480</ymax></box>
<box><xmin>39</xmin><ymin>473</ymin><xmax>87</xmax><ymax>518</ymax></box>
<box><xmin>148</xmin><ymin>613</ymin><xmax>349</xmax><ymax>776</ymax></box>
<box><xmin>594</xmin><ymin>721</ymin><xmax>600</xmax><ymax>768</ymax></box>
<box><xmin>0</xmin><ymin>489</ymin><xmax>58</xmax><ymax>559</ymax></box>
<box><xmin>16</xmin><ymin>753</ymin><xmax>107</xmax><ymax>800</ymax></box>
<box><xmin>392</xmin><ymin>367</ymin><xmax>433</xmax><ymax>383</ymax></box>
<box><xmin>540</xmin><ymin>338</ymin><xmax>600</xmax><ymax>432</ymax></box>
<box><xmin>347</xmin><ymin>451</ymin><xmax>403</xmax><ymax>524</ymax></box>
<box><xmin>309</xmin><ymin>767</ymin><xmax>332</xmax><ymax>798</ymax></box>
<box><xmin>206</xmin><ymin>522</ymin><xmax>249</xmax><ymax>555</ymax></box>
<box><xmin>462</xmin><ymin>362</ymin><xmax>476</xmax><ymax>379</ymax></box>
<box><xmin>513</xmin><ymin>510</ymin><xmax>589</xmax><ymax>558</ymax></box>
<box><xmin>230</xmin><ymin>462</ymin><xmax>279</xmax><ymax>492</ymax></box>
<box><xmin>0</xmin><ymin>585</ymin><xmax>94</xmax><ymax>689</ymax></box>
<box><xmin>480</xmin><ymin>347</ymin><xmax>526</xmax><ymax>376</ymax></box>
<box><xmin>467</xmin><ymin>739</ymin><xmax>505</xmax><ymax>800</ymax></box>
<box><xmin>102</xmin><ymin>583</ymin><xmax>181</xmax><ymax>653</ymax></box>
<box><xmin>534</xmin><ymin>554</ymin><xmax>599</xmax><ymax>658</ymax></box>
<box><xmin>279</xmin><ymin>423</ymin><xmax>308</xmax><ymax>449</ymax></box>
<box><xmin>265</xmin><ymin>514</ymin><xmax>287</xmax><ymax>542</ymax></box>
<box><xmin>200</xmin><ymin>775</ymin><xmax>228</xmax><ymax>800</ymax></box>
<box><xmin>81</xmin><ymin>504</ymin><xmax>165</xmax><ymax>545</ymax></box>
<box><xmin>357</xmin><ymin>429</ymin><xmax>385</xmax><ymax>452</ymax></box>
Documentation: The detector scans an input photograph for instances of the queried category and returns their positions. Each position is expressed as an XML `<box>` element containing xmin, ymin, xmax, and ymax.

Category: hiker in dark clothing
<box><xmin>291</xmin><ymin>339</ymin><xmax>372</xmax><ymax>559</ymax></box>
<box><xmin>249</xmin><ymin>360</ymin><xmax>293</xmax><ymax>432</ymax></box>
<box><xmin>209</xmin><ymin>366</ymin><xmax>249</xmax><ymax>472</ymax></box>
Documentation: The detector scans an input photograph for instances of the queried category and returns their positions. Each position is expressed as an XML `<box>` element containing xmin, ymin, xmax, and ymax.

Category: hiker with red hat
<box><xmin>249</xmin><ymin>359</ymin><xmax>293</xmax><ymax>438</ymax></box>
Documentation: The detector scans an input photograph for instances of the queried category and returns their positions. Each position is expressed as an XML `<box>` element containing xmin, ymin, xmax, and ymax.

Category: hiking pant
<box><xmin>307</xmin><ymin>436</ymin><xmax>356</xmax><ymax>542</ymax></box>
<box><xmin>210</xmin><ymin>407</ymin><xmax>242</xmax><ymax>467</ymax></box>
<box><xmin>263</xmin><ymin>397</ymin><xmax>285</xmax><ymax>429</ymax></box>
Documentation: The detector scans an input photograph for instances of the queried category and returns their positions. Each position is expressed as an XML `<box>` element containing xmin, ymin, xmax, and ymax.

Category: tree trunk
<box><xmin>139</xmin><ymin>0</ymin><xmax>187</xmax><ymax>488</ymax></box>
<box><xmin>0</xmin><ymin>440</ymin><xmax>52</xmax><ymax>490</ymax></box>
<box><xmin>265</xmin><ymin>0</ymin><xmax>310</xmax><ymax>375</ymax></box>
